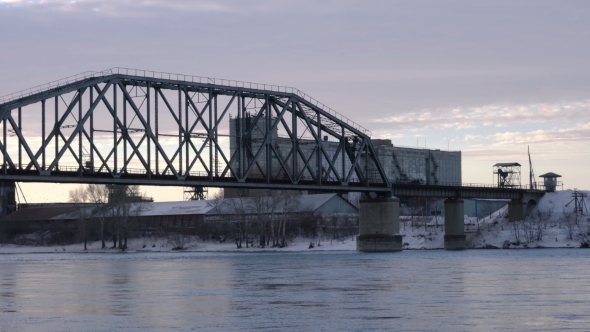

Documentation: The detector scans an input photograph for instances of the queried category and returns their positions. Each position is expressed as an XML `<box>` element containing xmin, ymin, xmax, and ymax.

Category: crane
<box><xmin>528</xmin><ymin>145</ymin><xmax>536</xmax><ymax>190</ymax></box>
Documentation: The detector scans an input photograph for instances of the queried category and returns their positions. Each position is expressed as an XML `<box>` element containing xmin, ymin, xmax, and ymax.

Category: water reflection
<box><xmin>1</xmin><ymin>270</ymin><xmax>17</xmax><ymax>314</ymax></box>
<box><xmin>0</xmin><ymin>250</ymin><xmax>589</xmax><ymax>331</ymax></box>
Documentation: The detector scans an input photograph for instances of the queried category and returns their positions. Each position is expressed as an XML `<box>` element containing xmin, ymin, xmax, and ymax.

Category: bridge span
<box><xmin>0</xmin><ymin>68</ymin><xmax>390</xmax><ymax>193</ymax></box>
<box><xmin>0</xmin><ymin>68</ymin><xmax>545</xmax><ymax>252</ymax></box>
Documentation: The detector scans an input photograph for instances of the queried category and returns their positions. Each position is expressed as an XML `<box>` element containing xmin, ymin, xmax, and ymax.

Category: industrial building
<box><xmin>0</xmin><ymin>193</ymin><xmax>358</xmax><ymax>245</ymax></box>
<box><xmin>228</xmin><ymin>116</ymin><xmax>355</xmax><ymax>183</ymax></box>
<box><xmin>228</xmin><ymin>117</ymin><xmax>462</xmax><ymax>186</ymax></box>
<box><xmin>371</xmin><ymin>139</ymin><xmax>461</xmax><ymax>186</ymax></box>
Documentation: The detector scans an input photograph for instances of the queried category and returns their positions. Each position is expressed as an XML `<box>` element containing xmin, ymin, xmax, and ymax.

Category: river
<box><xmin>1</xmin><ymin>249</ymin><xmax>589</xmax><ymax>331</ymax></box>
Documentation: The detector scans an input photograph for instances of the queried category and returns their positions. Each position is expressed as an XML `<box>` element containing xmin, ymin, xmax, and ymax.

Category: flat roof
<box><xmin>539</xmin><ymin>172</ymin><xmax>562</xmax><ymax>178</ymax></box>
<box><xmin>494</xmin><ymin>163</ymin><xmax>521</xmax><ymax>167</ymax></box>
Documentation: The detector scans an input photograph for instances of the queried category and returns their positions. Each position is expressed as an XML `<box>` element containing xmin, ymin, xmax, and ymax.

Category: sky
<box><xmin>1</xmin><ymin>0</ymin><xmax>589</xmax><ymax>202</ymax></box>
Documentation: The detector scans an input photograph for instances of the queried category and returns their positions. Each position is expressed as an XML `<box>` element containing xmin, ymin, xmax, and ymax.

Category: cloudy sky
<box><xmin>1</xmin><ymin>0</ymin><xmax>589</xmax><ymax>202</ymax></box>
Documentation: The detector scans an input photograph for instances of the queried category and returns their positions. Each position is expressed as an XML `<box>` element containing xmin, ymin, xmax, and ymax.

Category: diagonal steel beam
<box><xmin>156</xmin><ymin>88</ymin><xmax>182</xmax><ymax>129</ymax></box>
<box><xmin>323</xmin><ymin>143</ymin><xmax>343</xmax><ymax>182</ymax></box>
<box><xmin>25</xmin><ymin>88</ymin><xmax>88</xmax><ymax>171</ymax></box>
<box><xmin>57</xmin><ymin>130</ymin><xmax>81</xmax><ymax>166</ymax></box>
<box><xmin>296</xmin><ymin>145</ymin><xmax>318</xmax><ymax>182</ymax></box>
<box><xmin>0</xmin><ymin>140</ymin><xmax>16</xmax><ymax>170</ymax></box>
<box><xmin>220</xmin><ymin>147</ymin><xmax>239</xmax><ymax>178</ymax></box>
<box><xmin>81</xmin><ymin>129</ymin><xmax>113</xmax><ymax>175</ymax></box>
<box><xmin>185</xmin><ymin>88</ymin><xmax>211</xmax><ymax>134</ymax></box>
<box><xmin>187</xmin><ymin>138</ymin><xmax>210</xmax><ymax>175</ymax></box>
<box><xmin>214</xmin><ymin>93</ymin><xmax>236</xmax><ymax>129</ymax></box>
<box><xmin>120</xmin><ymin>134</ymin><xmax>147</xmax><ymax>174</ymax></box>
<box><xmin>346</xmin><ymin>139</ymin><xmax>367</xmax><ymax>183</ymax></box>
<box><xmin>274</xmin><ymin>99</ymin><xmax>333</xmax><ymax>180</ymax></box>
<box><xmin>48</xmin><ymin>86</ymin><xmax>109</xmax><ymax>172</ymax></box>
<box><xmin>185</xmin><ymin>137</ymin><xmax>211</xmax><ymax>176</ymax></box>
<box><xmin>48</xmin><ymin>86</ymin><xmax>112</xmax><ymax>172</ymax></box>
<box><xmin>366</xmin><ymin>141</ymin><xmax>390</xmax><ymax>186</ymax></box>
<box><xmin>295</xmin><ymin>101</ymin><xmax>342</xmax><ymax>183</ymax></box>
<box><xmin>98</xmin><ymin>136</ymin><xmax>123</xmax><ymax>173</ymax></box>
<box><xmin>118</xmin><ymin>83</ymin><xmax>178</xmax><ymax>178</ymax></box>
<box><xmin>7</xmin><ymin>115</ymin><xmax>42</xmax><ymax>171</ymax></box>
<box><xmin>270</xmin><ymin>144</ymin><xmax>294</xmax><ymax>183</ymax></box>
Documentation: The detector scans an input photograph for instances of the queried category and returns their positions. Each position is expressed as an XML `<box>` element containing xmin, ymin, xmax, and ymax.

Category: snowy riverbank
<box><xmin>2</xmin><ymin>189</ymin><xmax>588</xmax><ymax>254</ymax></box>
<box><xmin>0</xmin><ymin>236</ymin><xmax>358</xmax><ymax>254</ymax></box>
<box><xmin>400</xmin><ymin>189</ymin><xmax>590</xmax><ymax>249</ymax></box>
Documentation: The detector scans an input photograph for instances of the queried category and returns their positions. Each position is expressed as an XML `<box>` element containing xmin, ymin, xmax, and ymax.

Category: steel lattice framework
<box><xmin>0</xmin><ymin>68</ymin><xmax>390</xmax><ymax>193</ymax></box>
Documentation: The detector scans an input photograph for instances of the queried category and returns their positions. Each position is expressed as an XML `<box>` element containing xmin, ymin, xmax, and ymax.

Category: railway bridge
<box><xmin>0</xmin><ymin>68</ymin><xmax>545</xmax><ymax>251</ymax></box>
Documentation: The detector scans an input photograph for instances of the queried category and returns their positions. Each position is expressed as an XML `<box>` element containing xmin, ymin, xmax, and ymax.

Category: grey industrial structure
<box><xmin>371</xmin><ymin>139</ymin><xmax>461</xmax><ymax>186</ymax></box>
<box><xmin>229</xmin><ymin>119</ymin><xmax>462</xmax><ymax>189</ymax></box>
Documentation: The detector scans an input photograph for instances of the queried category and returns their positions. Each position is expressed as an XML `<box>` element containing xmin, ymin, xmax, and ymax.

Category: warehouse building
<box><xmin>0</xmin><ymin>193</ymin><xmax>357</xmax><ymax>243</ymax></box>
<box><xmin>371</xmin><ymin>139</ymin><xmax>461</xmax><ymax>186</ymax></box>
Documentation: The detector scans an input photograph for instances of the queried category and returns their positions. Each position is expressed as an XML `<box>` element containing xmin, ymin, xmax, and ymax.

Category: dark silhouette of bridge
<box><xmin>0</xmin><ymin>68</ymin><xmax>390</xmax><ymax>193</ymax></box>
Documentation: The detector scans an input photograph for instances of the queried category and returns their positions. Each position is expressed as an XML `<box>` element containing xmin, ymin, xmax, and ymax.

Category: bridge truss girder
<box><xmin>0</xmin><ymin>74</ymin><xmax>391</xmax><ymax>193</ymax></box>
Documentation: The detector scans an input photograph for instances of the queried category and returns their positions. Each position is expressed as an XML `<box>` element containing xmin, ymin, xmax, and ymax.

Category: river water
<box><xmin>1</xmin><ymin>249</ymin><xmax>589</xmax><ymax>331</ymax></box>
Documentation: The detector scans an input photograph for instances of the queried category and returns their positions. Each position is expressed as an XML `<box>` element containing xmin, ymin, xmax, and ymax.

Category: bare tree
<box><xmin>168</xmin><ymin>232</ymin><xmax>191</xmax><ymax>250</ymax></box>
<box><xmin>86</xmin><ymin>184</ymin><xmax>109</xmax><ymax>248</ymax></box>
<box><xmin>68</xmin><ymin>186</ymin><xmax>90</xmax><ymax>250</ymax></box>
<box><xmin>406</xmin><ymin>198</ymin><xmax>425</xmax><ymax>232</ymax></box>
<box><xmin>530</xmin><ymin>209</ymin><xmax>549</xmax><ymax>242</ymax></box>
<box><xmin>232</xmin><ymin>189</ymin><xmax>251</xmax><ymax>248</ymax></box>
<box><xmin>512</xmin><ymin>219</ymin><xmax>521</xmax><ymax>245</ymax></box>
<box><xmin>108</xmin><ymin>185</ymin><xmax>147</xmax><ymax>250</ymax></box>
<box><xmin>562</xmin><ymin>212</ymin><xmax>576</xmax><ymax>241</ymax></box>
<box><xmin>250</xmin><ymin>189</ymin><xmax>277</xmax><ymax>248</ymax></box>
<box><xmin>275</xmin><ymin>190</ymin><xmax>300</xmax><ymax>247</ymax></box>
<box><xmin>578</xmin><ymin>219</ymin><xmax>590</xmax><ymax>248</ymax></box>
<box><xmin>429</xmin><ymin>199</ymin><xmax>443</xmax><ymax>229</ymax></box>
<box><xmin>299</xmin><ymin>207</ymin><xmax>320</xmax><ymax>239</ymax></box>
<box><xmin>208</xmin><ymin>190</ymin><xmax>250</xmax><ymax>249</ymax></box>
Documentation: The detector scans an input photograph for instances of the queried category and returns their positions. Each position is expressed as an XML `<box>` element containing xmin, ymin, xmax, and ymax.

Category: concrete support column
<box><xmin>357</xmin><ymin>196</ymin><xmax>402</xmax><ymax>252</ymax></box>
<box><xmin>444</xmin><ymin>198</ymin><xmax>466</xmax><ymax>250</ymax></box>
<box><xmin>0</xmin><ymin>181</ymin><xmax>16</xmax><ymax>217</ymax></box>
<box><xmin>508</xmin><ymin>199</ymin><xmax>526</xmax><ymax>222</ymax></box>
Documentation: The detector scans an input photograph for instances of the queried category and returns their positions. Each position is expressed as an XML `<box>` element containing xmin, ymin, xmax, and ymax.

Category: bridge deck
<box><xmin>0</xmin><ymin>167</ymin><xmax>390</xmax><ymax>192</ymax></box>
<box><xmin>393</xmin><ymin>183</ymin><xmax>545</xmax><ymax>200</ymax></box>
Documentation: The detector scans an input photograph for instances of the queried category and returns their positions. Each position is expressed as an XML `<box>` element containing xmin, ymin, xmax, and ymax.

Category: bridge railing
<box><xmin>0</xmin><ymin>67</ymin><xmax>371</xmax><ymax>136</ymax></box>
<box><xmin>0</xmin><ymin>71</ymin><xmax>103</xmax><ymax>105</ymax></box>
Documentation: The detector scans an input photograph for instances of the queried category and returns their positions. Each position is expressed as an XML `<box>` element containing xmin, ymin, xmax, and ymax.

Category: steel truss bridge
<box><xmin>0</xmin><ymin>68</ymin><xmax>391</xmax><ymax>193</ymax></box>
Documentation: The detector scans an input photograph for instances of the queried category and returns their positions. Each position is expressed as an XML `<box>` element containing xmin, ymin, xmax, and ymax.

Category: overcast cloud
<box><xmin>1</xmin><ymin>0</ymin><xmax>589</xmax><ymax>201</ymax></box>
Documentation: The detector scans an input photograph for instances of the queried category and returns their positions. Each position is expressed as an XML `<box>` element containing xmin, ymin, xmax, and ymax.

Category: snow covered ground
<box><xmin>0</xmin><ymin>236</ymin><xmax>357</xmax><ymax>254</ymax></box>
<box><xmin>401</xmin><ymin>189</ymin><xmax>590</xmax><ymax>249</ymax></box>
<box><xmin>2</xmin><ymin>189</ymin><xmax>589</xmax><ymax>253</ymax></box>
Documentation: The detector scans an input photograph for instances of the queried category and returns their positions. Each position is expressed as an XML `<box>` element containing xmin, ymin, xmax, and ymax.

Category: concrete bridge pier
<box><xmin>444</xmin><ymin>198</ymin><xmax>466</xmax><ymax>250</ymax></box>
<box><xmin>356</xmin><ymin>195</ymin><xmax>403</xmax><ymax>252</ymax></box>
<box><xmin>0</xmin><ymin>181</ymin><xmax>16</xmax><ymax>217</ymax></box>
<box><xmin>508</xmin><ymin>199</ymin><xmax>526</xmax><ymax>222</ymax></box>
